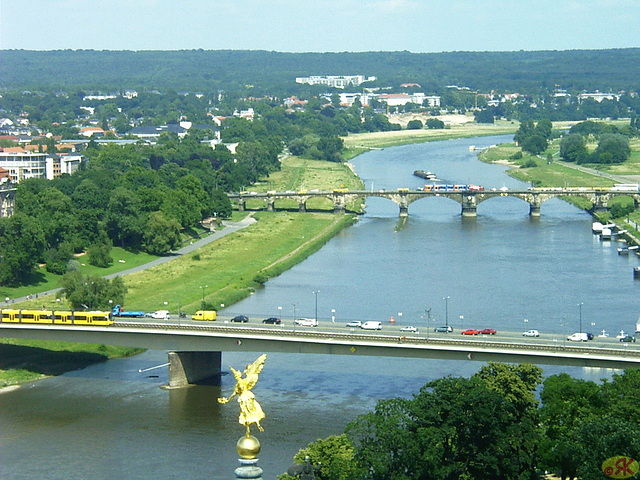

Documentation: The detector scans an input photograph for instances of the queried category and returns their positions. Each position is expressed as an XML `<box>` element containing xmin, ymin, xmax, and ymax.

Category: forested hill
<box><xmin>2</xmin><ymin>48</ymin><xmax>640</xmax><ymax>94</ymax></box>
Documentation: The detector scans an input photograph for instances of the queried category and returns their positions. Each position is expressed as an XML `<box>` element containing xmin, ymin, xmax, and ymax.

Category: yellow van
<box><xmin>191</xmin><ymin>310</ymin><xmax>217</xmax><ymax>321</ymax></box>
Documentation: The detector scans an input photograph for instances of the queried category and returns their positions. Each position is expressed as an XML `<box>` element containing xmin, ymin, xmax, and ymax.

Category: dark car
<box><xmin>620</xmin><ymin>335</ymin><xmax>636</xmax><ymax>343</ymax></box>
<box><xmin>586</xmin><ymin>332</ymin><xmax>594</xmax><ymax>340</ymax></box>
<box><xmin>231</xmin><ymin>315</ymin><xmax>249</xmax><ymax>323</ymax></box>
<box><xmin>434</xmin><ymin>325</ymin><xmax>453</xmax><ymax>333</ymax></box>
<box><xmin>262</xmin><ymin>317</ymin><xmax>281</xmax><ymax>325</ymax></box>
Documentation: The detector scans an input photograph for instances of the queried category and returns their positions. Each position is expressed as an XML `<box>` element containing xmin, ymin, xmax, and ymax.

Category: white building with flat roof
<box><xmin>0</xmin><ymin>151</ymin><xmax>83</xmax><ymax>182</ymax></box>
<box><xmin>295</xmin><ymin>75</ymin><xmax>376</xmax><ymax>88</ymax></box>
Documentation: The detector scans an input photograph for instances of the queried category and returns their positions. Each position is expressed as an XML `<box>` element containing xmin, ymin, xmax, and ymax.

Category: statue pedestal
<box><xmin>235</xmin><ymin>458</ymin><xmax>262</xmax><ymax>480</ymax></box>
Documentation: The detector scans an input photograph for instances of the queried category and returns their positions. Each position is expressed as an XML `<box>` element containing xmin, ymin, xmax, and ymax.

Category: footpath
<box><xmin>0</xmin><ymin>215</ymin><xmax>257</xmax><ymax>308</ymax></box>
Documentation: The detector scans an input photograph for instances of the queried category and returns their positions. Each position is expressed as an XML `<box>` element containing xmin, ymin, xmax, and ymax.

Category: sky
<box><xmin>1</xmin><ymin>0</ymin><xmax>639</xmax><ymax>53</ymax></box>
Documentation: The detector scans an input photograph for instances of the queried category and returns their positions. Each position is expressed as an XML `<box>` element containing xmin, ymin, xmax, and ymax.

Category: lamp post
<box><xmin>443</xmin><ymin>296</ymin><xmax>450</xmax><ymax>327</ymax></box>
<box><xmin>425</xmin><ymin>308</ymin><xmax>431</xmax><ymax>339</ymax></box>
<box><xmin>200</xmin><ymin>285</ymin><xmax>208</xmax><ymax>309</ymax></box>
<box><xmin>313</xmin><ymin>290</ymin><xmax>320</xmax><ymax>322</ymax></box>
<box><xmin>292</xmin><ymin>303</ymin><xmax>297</xmax><ymax>331</ymax></box>
<box><xmin>459</xmin><ymin>315</ymin><xmax>464</xmax><ymax>330</ymax></box>
<box><xmin>578</xmin><ymin>302</ymin><xmax>583</xmax><ymax>333</ymax></box>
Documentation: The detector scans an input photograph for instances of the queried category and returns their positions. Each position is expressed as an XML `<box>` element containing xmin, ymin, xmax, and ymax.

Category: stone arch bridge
<box><xmin>228</xmin><ymin>188</ymin><xmax>640</xmax><ymax>217</ymax></box>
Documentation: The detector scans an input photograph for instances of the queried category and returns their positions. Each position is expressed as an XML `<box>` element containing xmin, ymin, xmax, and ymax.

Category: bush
<box><xmin>406</xmin><ymin>119</ymin><xmax>423</xmax><ymax>130</ymax></box>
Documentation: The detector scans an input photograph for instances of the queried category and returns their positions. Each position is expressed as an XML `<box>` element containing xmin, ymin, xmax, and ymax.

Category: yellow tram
<box><xmin>0</xmin><ymin>309</ymin><xmax>113</xmax><ymax>326</ymax></box>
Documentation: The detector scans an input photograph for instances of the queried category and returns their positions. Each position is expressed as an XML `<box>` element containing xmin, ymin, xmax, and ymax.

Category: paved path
<box><xmin>555</xmin><ymin>160</ymin><xmax>640</xmax><ymax>184</ymax></box>
<box><xmin>1</xmin><ymin>215</ymin><xmax>257</xmax><ymax>307</ymax></box>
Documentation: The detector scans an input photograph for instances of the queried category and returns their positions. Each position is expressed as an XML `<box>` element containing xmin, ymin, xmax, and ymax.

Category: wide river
<box><xmin>2</xmin><ymin>135</ymin><xmax>639</xmax><ymax>479</ymax></box>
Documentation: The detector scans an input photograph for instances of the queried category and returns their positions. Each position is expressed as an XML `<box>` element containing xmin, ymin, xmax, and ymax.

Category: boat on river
<box><xmin>413</xmin><ymin>170</ymin><xmax>437</xmax><ymax>180</ymax></box>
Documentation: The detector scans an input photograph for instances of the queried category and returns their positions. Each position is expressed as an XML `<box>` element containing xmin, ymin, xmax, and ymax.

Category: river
<box><xmin>1</xmin><ymin>135</ymin><xmax>638</xmax><ymax>480</ymax></box>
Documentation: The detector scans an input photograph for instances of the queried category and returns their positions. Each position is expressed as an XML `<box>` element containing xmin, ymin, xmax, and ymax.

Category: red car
<box><xmin>478</xmin><ymin>328</ymin><xmax>497</xmax><ymax>335</ymax></box>
<box><xmin>461</xmin><ymin>329</ymin><xmax>479</xmax><ymax>335</ymax></box>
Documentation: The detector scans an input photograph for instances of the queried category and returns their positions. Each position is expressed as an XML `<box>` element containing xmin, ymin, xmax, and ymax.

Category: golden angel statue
<box><xmin>218</xmin><ymin>354</ymin><xmax>267</xmax><ymax>436</ymax></box>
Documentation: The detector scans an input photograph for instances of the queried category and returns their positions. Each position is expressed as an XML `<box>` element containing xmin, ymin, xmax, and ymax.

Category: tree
<box><xmin>592</xmin><ymin>133</ymin><xmax>630</xmax><ymax>164</ymax></box>
<box><xmin>143</xmin><ymin>211</ymin><xmax>181</xmax><ymax>255</ymax></box>
<box><xmin>406</xmin><ymin>119</ymin><xmax>423</xmax><ymax>130</ymax></box>
<box><xmin>0</xmin><ymin>213</ymin><xmax>47</xmax><ymax>285</ymax></box>
<box><xmin>559</xmin><ymin>134</ymin><xmax>588</xmax><ymax>163</ymax></box>
<box><xmin>426</xmin><ymin>118</ymin><xmax>445</xmax><ymax>129</ymax></box>
<box><xmin>61</xmin><ymin>272</ymin><xmax>127</xmax><ymax>310</ymax></box>
<box><xmin>474</xmin><ymin>109</ymin><xmax>495</xmax><ymax>124</ymax></box>
<box><xmin>87</xmin><ymin>230</ymin><xmax>113</xmax><ymax>268</ymax></box>
<box><xmin>211</xmin><ymin>189</ymin><xmax>233</xmax><ymax>218</ymax></box>
<box><xmin>521</xmin><ymin>134</ymin><xmax>548</xmax><ymax>155</ymax></box>
<box><xmin>278</xmin><ymin>434</ymin><xmax>364</xmax><ymax>480</ymax></box>
<box><xmin>348</xmin><ymin>370</ymin><xmax>542</xmax><ymax>480</ymax></box>
<box><xmin>317</xmin><ymin>136</ymin><xmax>344</xmax><ymax>162</ymax></box>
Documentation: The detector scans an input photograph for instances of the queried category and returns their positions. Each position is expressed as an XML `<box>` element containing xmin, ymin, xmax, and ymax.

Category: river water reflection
<box><xmin>1</xmin><ymin>135</ymin><xmax>638</xmax><ymax>479</ymax></box>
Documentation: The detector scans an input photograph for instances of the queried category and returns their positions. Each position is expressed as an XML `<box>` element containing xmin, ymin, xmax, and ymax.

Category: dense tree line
<box><xmin>3</xmin><ymin>49</ymin><xmax>640</xmax><ymax>96</ymax></box>
<box><xmin>559</xmin><ymin>120</ymin><xmax>636</xmax><ymax>164</ymax></box>
<box><xmin>280</xmin><ymin>364</ymin><xmax>640</xmax><ymax>480</ymax></box>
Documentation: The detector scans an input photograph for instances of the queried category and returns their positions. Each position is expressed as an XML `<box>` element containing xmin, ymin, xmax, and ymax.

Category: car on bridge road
<box><xmin>461</xmin><ymin>329</ymin><xmax>479</xmax><ymax>335</ymax></box>
<box><xmin>400</xmin><ymin>326</ymin><xmax>419</xmax><ymax>333</ymax></box>
<box><xmin>345</xmin><ymin>321</ymin><xmax>362</xmax><ymax>328</ymax></box>
<box><xmin>434</xmin><ymin>325</ymin><xmax>453</xmax><ymax>333</ymax></box>
<box><xmin>295</xmin><ymin>318</ymin><xmax>318</xmax><ymax>327</ymax></box>
<box><xmin>478</xmin><ymin>328</ymin><xmax>496</xmax><ymax>335</ymax></box>
<box><xmin>523</xmin><ymin>329</ymin><xmax>540</xmax><ymax>337</ymax></box>
<box><xmin>620</xmin><ymin>335</ymin><xmax>636</xmax><ymax>343</ymax></box>
<box><xmin>231</xmin><ymin>315</ymin><xmax>249</xmax><ymax>323</ymax></box>
<box><xmin>262</xmin><ymin>317</ymin><xmax>281</xmax><ymax>324</ymax></box>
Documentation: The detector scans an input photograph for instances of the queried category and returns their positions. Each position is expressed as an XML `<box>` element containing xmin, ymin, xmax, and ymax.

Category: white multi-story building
<box><xmin>578</xmin><ymin>92</ymin><xmax>620</xmax><ymax>103</ymax></box>
<box><xmin>0</xmin><ymin>151</ymin><xmax>83</xmax><ymax>182</ymax></box>
<box><xmin>295</xmin><ymin>75</ymin><xmax>376</xmax><ymax>89</ymax></box>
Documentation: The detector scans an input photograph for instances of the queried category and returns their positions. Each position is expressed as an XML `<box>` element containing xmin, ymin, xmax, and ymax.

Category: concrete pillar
<box><xmin>461</xmin><ymin>195</ymin><xmax>477</xmax><ymax>218</ymax></box>
<box><xmin>333</xmin><ymin>202</ymin><xmax>346</xmax><ymax>214</ymax></box>
<box><xmin>238</xmin><ymin>199</ymin><xmax>246</xmax><ymax>212</ymax></box>
<box><xmin>266</xmin><ymin>198</ymin><xmax>275</xmax><ymax>212</ymax></box>
<box><xmin>168</xmin><ymin>351</ymin><xmax>222</xmax><ymax>388</ymax></box>
<box><xmin>399</xmin><ymin>205</ymin><xmax>409</xmax><ymax>217</ymax></box>
<box><xmin>529</xmin><ymin>204</ymin><xmax>541</xmax><ymax>217</ymax></box>
<box><xmin>298</xmin><ymin>201</ymin><xmax>306</xmax><ymax>213</ymax></box>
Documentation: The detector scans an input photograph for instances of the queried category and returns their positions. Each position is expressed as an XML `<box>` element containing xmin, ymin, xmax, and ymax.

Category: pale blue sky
<box><xmin>1</xmin><ymin>0</ymin><xmax>638</xmax><ymax>52</ymax></box>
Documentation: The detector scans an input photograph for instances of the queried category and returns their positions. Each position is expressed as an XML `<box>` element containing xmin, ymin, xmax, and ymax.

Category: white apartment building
<box><xmin>0</xmin><ymin>152</ymin><xmax>83</xmax><ymax>182</ymax></box>
<box><xmin>578</xmin><ymin>92</ymin><xmax>620</xmax><ymax>103</ymax></box>
<box><xmin>295</xmin><ymin>75</ymin><xmax>376</xmax><ymax>89</ymax></box>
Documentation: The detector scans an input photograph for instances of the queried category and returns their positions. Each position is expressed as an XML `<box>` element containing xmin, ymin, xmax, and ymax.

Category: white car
<box><xmin>523</xmin><ymin>329</ymin><xmax>540</xmax><ymax>337</ymax></box>
<box><xmin>294</xmin><ymin>318</ymin><xmax>318</xmax><ymax>327</ymax></box>
<box><xmin>345</xmin><ymin>321</ymin><xmax>362</xmax><ymax>328</ymax></box>
<box><xmin>150</xmin><ymin>310</ymin><xmax>170</xmax><ymax>320</ymax></box>
<box><xmin>400</xmin><ymin>326</ymin><xmax>419</xmax><ymax>333</ymax></box>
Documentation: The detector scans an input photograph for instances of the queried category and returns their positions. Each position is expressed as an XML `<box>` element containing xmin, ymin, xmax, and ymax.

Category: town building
<box><xmin>578</xmin><ymin>92</ymin><xmax>621</xmax><ymax>103</ymax></box>
<box><xmin>295</xmin><ymin>75</ymin><xmax>376</xmax><ymax>88</ymax></box>
<box><xmin>0</xmin><ymin>149</ymin><xmax>83</xmax><ymax>182</ymax></box>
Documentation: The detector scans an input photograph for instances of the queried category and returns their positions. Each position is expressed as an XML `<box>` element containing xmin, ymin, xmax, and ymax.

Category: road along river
<box><xmin>1</xmin><ymin>135</ymin><xmax>638</xmax><ymax>480</ymax></box>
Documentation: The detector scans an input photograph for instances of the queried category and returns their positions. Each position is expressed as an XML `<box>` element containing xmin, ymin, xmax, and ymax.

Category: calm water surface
<box><xmin>1</xmin><ymin>135</ymin><xmax>638</xmax><ymax>479</ymax></box>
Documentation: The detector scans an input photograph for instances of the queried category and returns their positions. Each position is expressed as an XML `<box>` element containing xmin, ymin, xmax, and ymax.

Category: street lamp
<box><xmin>578</xmin><ymin>302</ymin><xmax>583</xmax><ymax>333</ymax></box>
<box><xmin>292</xmin><ymin>303</ymin><xmax>297</xmax><ymax>331</ymax></box>
<box><xmin>425</xmin><ymin>308</ymin><xmax>431</xmax><ymax>339</ymax></box>
<box><xmin>459</xmin><ymin>315</ymin><xmax>464</xmax><ymax>329</ymax></box>
<box><xmin>443</xmin><ymin>296</ymin><xmax>450</xmax><ymax>327</ymax></box>
<box><xmin>313</xmin><ymin>290</ymin><xmax>320</xmax><ymax>321</ymax></box>
<box><xmin>200</xmin><ymin>285</ymin><xmax>208</xmax><ymax>309</ymax></box>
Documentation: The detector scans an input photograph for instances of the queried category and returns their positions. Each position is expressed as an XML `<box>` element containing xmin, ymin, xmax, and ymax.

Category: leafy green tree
<box><xmin>87</xmin><ymin>230</ymin><xmax>113</xmax><ymax>268</ymax></box>
<box><xmin>143</xmin><ymin>211</ymin><xmax>181</xmax><ymax>255</ymax></box>
<box><xmin>317</xmin><ymin>136</ymin><xmax>344</xmax><ymax>162</ymax></box>
<box><xmin>45</xmin><ymin>242</ymin><xmax>73</xmax><ymax>275</ymax></box>
<box><xmin>161</xmin><ymin>189</ymin><xmax>201</xmax><ymax>229</ymax></box>
<box><xmin>0</xmin><ymin>213</ymin><xmax>47</xmax><ymax>285</ymax></box>
<box><xmin>474</xmin><ymin>109</ymin><xmax>495</xmax><ymax>123</ymax></box>
<box><xmin>521</xmin><ymin>134</ymin><xmax>548</xmax><ymax>155</ymax></box>
<box><xmin>278</xmin><ymin>434</ymin><xmax>364</xmax><ymax>480</ymax></box>
<box><xmin>559</xmin><ymin>134</ymin><xmax>588</xmax><ymax>163</ymax></box>
<box><xmin>349</xmin><ymin>369</ymin><xmax>542</xmax><ymax>480</ymax></box>
<box><xmin>61</xmin><ymin>272</ymin><xmax>127</xmax><ymax>310</ymax></box>
<box><xmin>211</xmin><ymin>189</ymin><xmax>233</xmax><ymax>218</ymax></box>
<box><xmin>426</xmin><ymin>118</ymin><xmax>445</xmax><ymax>129</ymax></box>
<box><xmin>407</xmin><ymin>119</ymin><xmax>423</xmax><ymax>130</ymax></box>
<box><xmin>592</xmin><ymin>133</ymin><xmax>630</xmax><ymax>164</ymax></box>
<box><xmin>538</xmin><ymin>373</ymin><xmax>602</xmax><ymax>480</ymax></box>
<box><xmin>104</xmin><ymin>187</ymin><xmax>145</xmax><ymax>250</ymax></box>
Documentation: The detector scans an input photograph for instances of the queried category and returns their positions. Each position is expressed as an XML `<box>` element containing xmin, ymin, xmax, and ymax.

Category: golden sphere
<box><xmin>236</xmin><ymin>435</ymin><xmax>261</xmax><ymax>459</ymax></box>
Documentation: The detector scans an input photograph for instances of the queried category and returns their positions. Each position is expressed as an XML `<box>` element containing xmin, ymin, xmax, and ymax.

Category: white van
<box><xmin>361</xmin><ymin>321</ymin><xmax>382</xmax><ymax>330</ymax></box>
<box><xmin>567</xmin><ymin>332</ymin><xmax>588</xmax><ymax>342</ymax></box>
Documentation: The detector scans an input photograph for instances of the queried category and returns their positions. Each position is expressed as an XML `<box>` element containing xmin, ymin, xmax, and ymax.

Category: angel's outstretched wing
<box><xmin>243</xmin><ymin>354</ymin><xmax>266</xmax><ymax>390</ymax></box>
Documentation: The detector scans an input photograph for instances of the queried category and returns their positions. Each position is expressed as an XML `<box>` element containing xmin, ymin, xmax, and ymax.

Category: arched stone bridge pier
<box><xmin>228</xmin><ymin>188</ymin><xmax>640</xmax><ymax>218</ymax></box>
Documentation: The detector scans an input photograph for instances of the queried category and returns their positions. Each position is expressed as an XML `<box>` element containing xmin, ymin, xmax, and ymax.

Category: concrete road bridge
<box><xmin>229</xmin><ymin>188</ymin><xmax>640</xmax><ymax>217</ymax></box>
<box><xmin>2</xmin><ymin>321</ymin><xmax>639</xmax><ymax>388</ymax></box>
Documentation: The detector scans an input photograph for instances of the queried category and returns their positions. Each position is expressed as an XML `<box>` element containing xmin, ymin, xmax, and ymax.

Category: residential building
<box><xmin>295</xmin><ymin>75</ymin><xmax>376</xmax><ymax>89</ymax></box>
<box><xmin>578</xmin><ymin>92</ymin><xmax>620</xmax><ymax>103</ymax></box>
<box><xmin>0</xmin><ymin>149</ymin><xmax>83</xmax><ymax>182</ymax></box>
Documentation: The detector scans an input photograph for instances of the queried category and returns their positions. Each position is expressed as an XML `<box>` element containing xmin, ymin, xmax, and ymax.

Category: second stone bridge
<box><xmin>230</xmin><ymin>188</ymin><xmax>640</xmax><ymax>217</ymax></box>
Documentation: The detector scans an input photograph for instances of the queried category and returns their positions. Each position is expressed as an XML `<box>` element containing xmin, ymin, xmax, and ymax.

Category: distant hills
<box><xmin>2</xmin><ymin>48</ymin><xmax>640</xmax><ymax>94</ymax></box>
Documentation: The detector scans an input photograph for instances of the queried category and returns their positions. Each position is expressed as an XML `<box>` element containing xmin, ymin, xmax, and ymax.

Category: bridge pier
<box><xmin>461</xmin><ymin>195</ymin><xmax>477</xmax><ymax>218</ymax></box>
<box><xmin>529</xmin><ymin>204</ymin><xmax>541</xmax><ymax>217</ymax></box>
<box><xmin>298</xmin><ymin>201</ymin><xmax>306</xmax><ymax>213</ymax></box>
<box><xmin>238</xmin><ymin>199</ymin><xmax>246</xmax><ymax>212</ymax></box>
<box><xmin>399</xmin><ymin>205</ymin><xmax>408</xmax><ymax>217</ymax></box>
<box><xmin>167</xmin><ymin>351</ymin><xmax>222</xmax><ymax>388</ymax></box>
<box><xmin>266</xmin><ymin>198</ymin><xmax>275</xmax><ymax>212</ymax></box>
